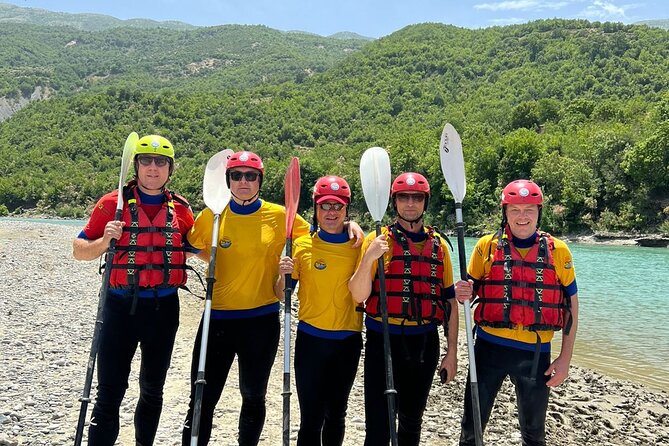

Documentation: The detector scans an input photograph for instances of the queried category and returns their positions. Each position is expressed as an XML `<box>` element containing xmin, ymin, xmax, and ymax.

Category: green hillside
<box><xmin>1</xmin><ymin>19</ymin><xmax>668</xmax><ymax>235</ymax></box>
<box><xmin>0</xmin><ymin>22</ymin><xmax>367</xmax><ymax>98</ymax></box>
<box><xmin>0</xmin><ymin>2</ymin><xmax>195</xmax><ymax>31</ymax></box>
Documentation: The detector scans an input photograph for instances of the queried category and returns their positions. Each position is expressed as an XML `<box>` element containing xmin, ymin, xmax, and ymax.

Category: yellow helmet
<box><xmin>135</xmin><ymin>135</ymin><xmax>175</xmax><ymax>159</ymax></box>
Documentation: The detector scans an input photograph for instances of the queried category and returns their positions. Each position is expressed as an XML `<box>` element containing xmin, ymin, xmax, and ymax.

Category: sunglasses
<box><xmin>395</xmin><ymin>193</ymin><xmax>425</xmax><ymax>203</ymax></box>
<box><xmin>318</xmin><ymin>202</ymin><xmax>345</xmax><ymax>211</ymax></box>
<box><xmin>137</xmin><ymin>155</ymin><xmax>170</xmax><ymax>167</ymax></box>
<box><xmin>229</xmin><ymin>171</ymin><xmax>260</xmax><ymax>182</ymax></box>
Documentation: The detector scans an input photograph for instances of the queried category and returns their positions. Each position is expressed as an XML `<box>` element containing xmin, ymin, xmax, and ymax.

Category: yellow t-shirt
<box><xmin>358</xmin><ymin>225</ymin><xmax>455</xmax><ymax>326</ymax></box>
<box><xmin>292</xmin><ymin>231</ymin><xmax>363</xmax><ymax>332</ymax></box>
<box><xmin>188</xmin><ymin>201</ymin><xmax>310</xmax><ymax>311</ymax></box>
<box><xmin>469</xmin><ymin>233</ymin><xmax>576</xmax><ymax>344</ymax></box>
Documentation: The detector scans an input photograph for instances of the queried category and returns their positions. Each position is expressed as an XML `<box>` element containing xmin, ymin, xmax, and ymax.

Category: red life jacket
<box><xmin>366</xmin><ymin>225</ymin><xmax>447</xmax><ymax>324</ymax></box>
<box><xmin>109</xmin><ymin>184</ymin><xmax>188</xmax><ymax>290</ymax></box>
<box><xmin>475</xmin><ymin>229</ymin><xmax>568</xmax><ymax>332</ymax></box>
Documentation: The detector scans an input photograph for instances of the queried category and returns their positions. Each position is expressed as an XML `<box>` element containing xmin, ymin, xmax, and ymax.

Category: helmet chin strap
<box><xmin>134</xmin><ymin>161</ymin><xmax>170</xmax><ymax>193</ymax></box>
<box><xmin>397</xmin><ymin>211</ymin><xmax>424</xmax><ymax>229</ymax></box>
<box><xmin>500</xmin><ymin>205</ymin><xmax>543</xmax><ymax>232</ymax></box>
<box><xmin>393</xmin><ymin>197</ymin><xmax>425</xmax><ymax>229</ymax></box>
<box><xmin>136</xmin><ymin>179</ymin><xmax>167</xmax><ymax>194</ymax></box>
<box><xmin>232</xmin><ymin>189</ymin><xmax>260</xmax><ymax>206</ymax></box>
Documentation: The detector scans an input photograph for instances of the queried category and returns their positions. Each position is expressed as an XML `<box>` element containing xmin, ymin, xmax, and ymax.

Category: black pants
<box><xmin>295</xmin><ymin>330</ymin><xmax>362</xmax><ymax>446</ymax></box>
<box><xmin>460</xmin><ymin>337</ymin><xmax>551</xmax><ymax>446</ymax></box>
<box><xmin>363</xmin><ymin>328</ymin><xmax>439</xmax><ymax>446</ymax></box>
<box><xmin>88</xmin><ymin>293</ymin><xmax>179</xmax><ymax>446</ymax></box>
<box><xmin>181</xmin><ymin>312</ymin><xmax>280</xmax><ymax>446</ymax></box>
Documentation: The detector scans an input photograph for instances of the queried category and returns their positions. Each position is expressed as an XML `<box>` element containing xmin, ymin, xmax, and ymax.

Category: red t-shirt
<box><xmin>80</xmin><ymin>187</ymin><xmax>194</xmax><ymax>240</ymax></box>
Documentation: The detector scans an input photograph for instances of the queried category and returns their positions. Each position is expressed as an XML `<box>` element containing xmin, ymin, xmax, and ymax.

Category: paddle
<box><xmin>74</xmin><ymin>132</ymin><xmax>138</xmax><ymax>446</ymax></box>
<box><xmin>190</xmin><ymin>149</ymin><xmax>234</xmax><ymax>446</ymax></box>
<box><xmin>439</xmin><ymin>123</ymin><xmax>484</xmax><ymax>446</ymax></box>
<box><xmin>282</xmin><ymin>156</ymin><xmax>301</xmax><ymax>446</ymax></box>
<box><xmin>359</xmin><ymin>147</ymin><xmax>398</xmax><ymax>446</ymax></box>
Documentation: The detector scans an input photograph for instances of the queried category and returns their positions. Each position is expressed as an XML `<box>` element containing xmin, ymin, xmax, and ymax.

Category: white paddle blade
<box><xmin>360</xmin><ymin>146</ymin><xmax>391</xmax><ymax>222</ymax></box>
<box><xmin>439</xmin><ymin>123</ymin><xmax>466</xmax><ymax>203</ymax></box>
<box><xmin>116</xmin><ymin>132</ymin><xmax>139</xmax><ymax>211</ymax></box>
<box><xmin>203</xmin><ymin>149</ymin><xmax>234</xmax><ymax>215</ymax></box>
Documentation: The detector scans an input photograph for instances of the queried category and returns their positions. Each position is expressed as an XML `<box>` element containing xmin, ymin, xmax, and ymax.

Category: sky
<box><xmin>2</xmin><ymin>0</ymin><xmax>668</xmax><ymax>38</ymax></box>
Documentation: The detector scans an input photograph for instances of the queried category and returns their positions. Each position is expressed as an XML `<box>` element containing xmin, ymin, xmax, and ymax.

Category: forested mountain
<box><xmin>0</xmin><ymin>19</ymin><xmax>667</xmax><ymax>235</ymax></box>
<box><xmin>0</xmin><ymin>22</ymin><xmax>367</xmax><ymax>99</ymax></box>
<box><xmin>0</xmin><ymin>2</ymin><xmax>195</xmax><ymax>31</ymax></box>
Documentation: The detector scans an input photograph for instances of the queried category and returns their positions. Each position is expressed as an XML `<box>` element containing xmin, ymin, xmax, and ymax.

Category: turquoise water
<box><xmin>453</xmin><ymin>237</ymin><xmax>669</xmax><ymax>392</ymax></box>
<box><xmin>561</xmin><ymin>241</ymin><xmax>669</xmax><ymax>391</ymax></box>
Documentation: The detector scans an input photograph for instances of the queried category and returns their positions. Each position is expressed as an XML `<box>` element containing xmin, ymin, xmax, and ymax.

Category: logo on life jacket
<box><xmin>219</xmin><ymin>237</ymin><xmax>232</xmax><ymax>248</ymax></box>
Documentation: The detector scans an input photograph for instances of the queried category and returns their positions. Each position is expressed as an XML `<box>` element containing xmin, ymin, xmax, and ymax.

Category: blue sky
<box><xmin>3</xmin><ymin>0</ymin><xmax>668</xmax><ymax>37</ymax></box>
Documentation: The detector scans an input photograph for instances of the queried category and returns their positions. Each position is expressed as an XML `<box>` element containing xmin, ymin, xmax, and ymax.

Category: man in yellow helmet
<box><xmin>73</xmin><ymin>135</ymin><xmax>195</xmax><ymax>446</ymax></box>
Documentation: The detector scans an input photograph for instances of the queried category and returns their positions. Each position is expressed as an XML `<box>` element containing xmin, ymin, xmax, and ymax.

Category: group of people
<box><xmin>73</xmin><ymin>134</ymin><xmax>579</xmax><ymax>446</ymax></box>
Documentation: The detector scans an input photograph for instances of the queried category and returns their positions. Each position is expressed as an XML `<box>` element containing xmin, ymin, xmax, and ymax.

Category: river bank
<box><xmin>3</xmin><ymin>215</ymin><xmax>669</xmax><ymax>247</ymax></box>
<box><xmin>563</xmin><ymin>233</ymin><xmax>669</xmax><ymax>248</ymax></box>
<box><xmin>1</xmin><ymin>221</ymin><xmax>668</xmax><ymax>445</ymax></box>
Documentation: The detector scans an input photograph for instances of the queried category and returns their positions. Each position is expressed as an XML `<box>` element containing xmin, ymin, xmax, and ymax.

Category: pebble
<box><xmin>1</xmin><ymin>221</ymin><xmax>668</xmax><ymax>445</ymax></box>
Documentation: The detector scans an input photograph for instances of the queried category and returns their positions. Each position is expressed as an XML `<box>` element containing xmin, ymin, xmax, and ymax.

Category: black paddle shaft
<box><xmin>375</xmin><ymin>223</ymin><xmax>399</xmax><ymax>446</ymax></box>
<box><xmin>282</xmin><ymin>237</ymin><xmax>293</xmax><ymax>446</ymax></box>
<box><xmin>74</xmin><ymin>207</ymin><xmax>123</xmax><ymax>446</ymax></box>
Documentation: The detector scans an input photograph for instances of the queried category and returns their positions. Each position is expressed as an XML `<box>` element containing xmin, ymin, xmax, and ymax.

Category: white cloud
<box><xmin>580</xmin><ymin>0</ymin><xmax>629</xmax><ymax>19</ymax></box>
<box><xmin>475</xmin><ymin>1</ymin><xmax>538</xmax><ymax>11</ymax></box>
<box><xmin>488</xmin><ymin>17</ymin><xmax>529</xmax><ymax>25</ymax></box>
<box><xmin>474</xmin><ymin>0</ymin><xmax>572</xmax><ymax>12</ymax></box>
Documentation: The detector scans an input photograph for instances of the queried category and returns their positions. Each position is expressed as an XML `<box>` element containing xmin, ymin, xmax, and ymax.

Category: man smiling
<box><xmin>454</xmin><ymin>179</ymin><xmax>580</xmax><ymax>446</ymax></box>
<box><xmin>73</xmin><ymin>134</ymin><xmax>194</xmax><ymax>446</ymax></box>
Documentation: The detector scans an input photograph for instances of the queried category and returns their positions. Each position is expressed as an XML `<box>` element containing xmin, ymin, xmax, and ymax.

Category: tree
<box><xmin>622</xmin><ymin>122</ymin><xmax>669</xmax><ymax>195</ymax></box>
<box><xmin>497</xmin><ymin>129</ymin><xmax>546</xmax><ymax>182</ymax></box>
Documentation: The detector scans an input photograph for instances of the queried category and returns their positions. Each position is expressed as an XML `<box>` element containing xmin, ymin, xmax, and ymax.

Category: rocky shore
<box><xmin>563</xmin><ymin>232</ymin><xmax>669</xmax><ymax>248</ymax></box>
<box><xmin>1</xmin><ymin>221</ymin><xmax>668</xmax><ymax>445</ymax></box>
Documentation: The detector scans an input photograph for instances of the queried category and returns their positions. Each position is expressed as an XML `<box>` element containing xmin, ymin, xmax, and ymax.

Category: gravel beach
<box><xmin>1</xmin><ymin>221</ymin><xmax>668</xmax><ymax>445</ymax></box>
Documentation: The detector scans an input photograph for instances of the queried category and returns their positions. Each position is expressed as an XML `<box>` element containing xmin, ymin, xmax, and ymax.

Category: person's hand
<box><xmin>455</xmin><ymin>279</ymin><xmax>474</xmax><ymax>304</ymax></box>
<box><xmin>346</xmin><ymin>221</ymin><xmax>364</xmax><ymax>248</ymax></box>
<box><xmin>364</xmin><ymin>234</ymin><xmax>389</xmax><ymax>261</ymax></box>
<box><xmin>545</xmin><ymin>354</ymin><xmax>570</xmax><ymax>387</ymax></box>
<box><xmin>103</xmin><ymin>220</ymin><xmax>124</xmax><ymax>247</ymax></box>
<box><xmin>278</xmin><ymin>256</ymin><xmax>294</xmax><ymax>276</ymax></box>
<box><xmin>438</xmin><ymin>351</ymin><xmax>457</xmax><ymax>384</ymax></box>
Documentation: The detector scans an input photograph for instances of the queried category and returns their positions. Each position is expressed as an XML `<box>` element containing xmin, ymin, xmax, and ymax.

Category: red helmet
<box><xmin>500</xmin><ymin>179</ymin><xmax>543</xmax><ymax>205</ymax></box>
<box><xmin>391</xmin><ymin>172</ymin><xmax>430</xmax><ymax>196</ymax></box>
<box><xmin>227</xmin><ymin>151</ymin><xmax>264</xmax><ymax>174</ymax></box>
<box><xmin>313</xmin><ymin>176</ymin><xmax>351</xmax><ymax>205</ymax></box>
